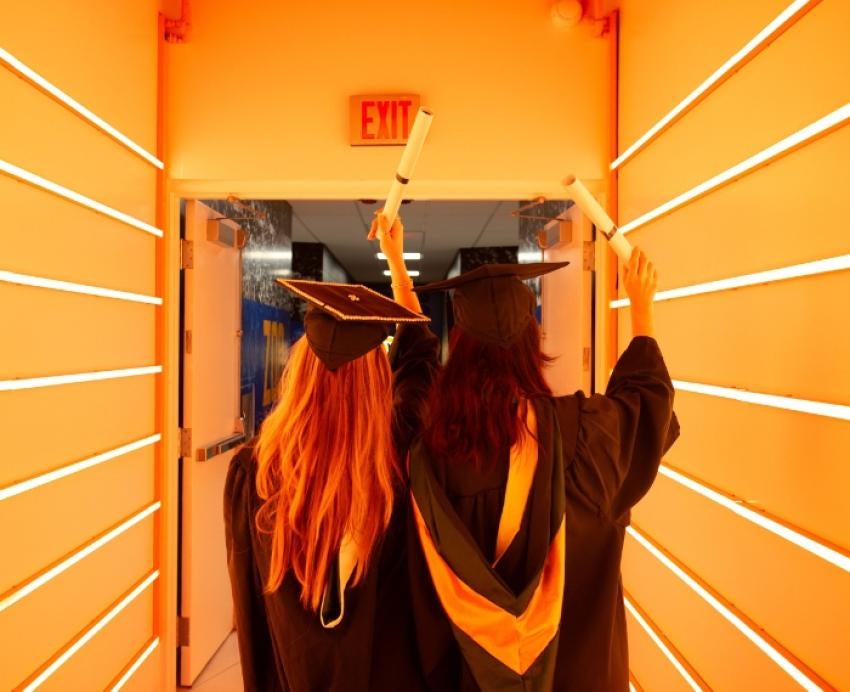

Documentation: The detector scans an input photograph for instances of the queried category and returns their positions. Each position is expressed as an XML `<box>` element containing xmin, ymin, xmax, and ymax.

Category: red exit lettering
<box><xmin>351</xmin><ymin>94</ymin><xmax>419</xmax><ymax>145</ymax></box>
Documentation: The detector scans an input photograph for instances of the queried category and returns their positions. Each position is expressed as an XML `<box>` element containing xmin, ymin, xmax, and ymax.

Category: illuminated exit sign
<box><xmin>350</xmin><ymin>94</ymin><xmax>421</xmax><ymax>145</ymax></box>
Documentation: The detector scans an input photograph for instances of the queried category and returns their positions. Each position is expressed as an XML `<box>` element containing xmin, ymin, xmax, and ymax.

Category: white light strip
<box><xmin>611</xmin><ymin>0</ymin><xmax>814</xmax><ymax>169</ymax></box>
<box><xmin>624</xmin><ymin>596</ymin><xmax>703</xmax><ymax>691</ymax></box>
<box><xmin>619</xmin><ymin>104</ymin><xmax>850</xmax><ymax>234</ymax></box>
<box><xmin>0</xmin><ymin>159</ymin><xmax>163</xmax><ymax>237</ymax></box>
<box><xmin>0</xmin><ymin>270</ymin><xmax>162</xmax><ymax>305</ymax></box>
<box><xmin>0</xmin><ymin>365</ymin><xmax>162</xmax><ymax>392</ymax></box>
<box><xmin>610</xmin><ymin>253</ymin><xmax>850</xmax><ymax>308</ymax></box>
<box><xmin>22</xmin><ymin>570</ymin><xmax>159</xmax><ymax>692</ymax></box>
<box><xmin>627</xmin><ymin>527</ymin><xmax>822</xmax><ymax>691</ymax></box>
<box><xmin>0</xmin><ymin>48</ymin><xmax>163</xmax><ymax>169</ymax></box>
<box><xmin>110</xmin><ymin>637</ymin><xmax>160</xmax><ymax>692</ymax></box>
<box><xmin>0</xmin><ymin>434</ymin><xmax>161</xmax><ymax>502</ymax></box>
<box><xmin>660</xmin><ymin>465</ymin><xmax>850</xmax><ymax>573</ymax></box>
<box><xmin>673</xmin><ymin>379</ymin><xmax>850</xmax><ymax>421</ymax></box>
<box><xmin>629</xmin><ymin>684</ymin><xmax>637</xmax><ymax>692</ymax></box>
<box><xmin>377</xmin><ymin>252</ymin><xmax>422</xmax><ymax>261</ymax></box>
<box><xmin>0</xmin><ymin>502</ymin><xmax>160</xmax><ymax>613</ymax></box>
<box><xmin>384</xmin><ymin>269</ymin><xmax>420</xmax><ymax>277</ymax></box>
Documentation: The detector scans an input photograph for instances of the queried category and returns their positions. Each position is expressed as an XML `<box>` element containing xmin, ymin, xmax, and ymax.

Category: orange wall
<box><xmin>615</xmin><ymin>0</ymin><xmax>850</xmax><ymax>689</ymax></box>
<box><xmin>164</xmin><ymin>0</ymin><xmax>611</xmax><ymax>200</ymax></box>
<box><xmin>0</xmin><ymin>1</ymin><xmax>166</xmax><ymax>689</ymax></box>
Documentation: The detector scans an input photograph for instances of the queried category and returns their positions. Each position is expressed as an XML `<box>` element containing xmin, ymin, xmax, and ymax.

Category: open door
<box><xmin>178</xmin><ymin>199</ymin><xmax>245</xmax><ymax>686</ymax></box>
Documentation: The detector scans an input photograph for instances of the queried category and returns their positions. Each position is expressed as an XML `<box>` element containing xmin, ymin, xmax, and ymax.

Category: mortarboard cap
<box><xmin>276</xmin><ymin>279</ymin><xmax>429</xmax><ymax>370</ymax></box>
<box><xmin>414</xmin><ymin>262</ymin><xmax>569</xmax><ymax>346</ymax></box>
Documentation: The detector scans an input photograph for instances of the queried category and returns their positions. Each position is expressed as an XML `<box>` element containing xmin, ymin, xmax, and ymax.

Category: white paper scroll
<box><xmin>562</xmin><ymin>175</ymin><xmax>633</xmax><ymax>262</ymax></box>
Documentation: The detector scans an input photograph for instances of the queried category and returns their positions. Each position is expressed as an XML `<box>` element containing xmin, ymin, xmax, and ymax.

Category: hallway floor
<box><xmin>183</xmin><ymin>632</ymin><xmax>242</xmax><ymax>691</ymax></box>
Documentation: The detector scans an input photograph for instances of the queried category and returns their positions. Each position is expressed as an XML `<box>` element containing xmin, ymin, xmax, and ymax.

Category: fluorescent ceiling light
<box><xmin>0</xmin><ymin>159</ymin><xmax>163</xmax><ymax>237</ymax></box>
<box><xmin>673</xmin><ymin>379</ymin><xmax>850</xmax><ymax>421</ymax></box>
<box><xmin>384</xmin><ymin>270</ymin><xmax>420</xmax><ymax>277</ymax></box>
<box><xmin>627</xmin><ymin>527</ymin><xmax>821</xmax><ymax>691</ymax></box>
<box><xmin>377</xmin><ymin>252</ymin><xmax>422</xmax><ymax>261</ymax></box>
<box><xmin>619</xmin><ymin>104</ymin><xmax>850</xmax><ymax>235</ymax></box>
<box><xmin>610</xmin><ymin>253</ymin><xmax>850</xmax><ymax>308</ymax></box>
<box><xmin>110</xmin><ymin>637</ymin><xmax>160</xmax><ymax>691</ymax></box>
<box><xmin>0</xmin><ymin>270</ymin><xmax>162</xmax><ymax>305</ymax></box>
<box><xmin>0</xmin><ymin>365</ymin><xmax>162</xmax><ymax>392</ymax></box>
<box><xmin>0</xmin><ymin>48</ymin><xmax>163</xmax><ymax>169</ymax></box>
<box><xmin>611</xmin><ymin>0</ymin><xmax>814</xmax><ymax>169</ymax></box>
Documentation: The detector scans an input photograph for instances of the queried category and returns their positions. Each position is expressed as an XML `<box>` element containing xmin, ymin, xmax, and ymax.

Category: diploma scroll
<box><xmin>562</xmin><ymin>175</ymin><xmax>633</xmax><ymax>262</ymax></box>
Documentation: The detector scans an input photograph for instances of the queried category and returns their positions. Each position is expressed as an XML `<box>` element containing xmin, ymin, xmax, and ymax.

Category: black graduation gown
<box><xmin>407</xmin><ymin>335</ymin><xmax>681</xmax><ymax>692</ymax></box>
<box><xmin>224</xmin><ymin>322</ymin><xmax>439</xmax><ymax>692</ymax></box>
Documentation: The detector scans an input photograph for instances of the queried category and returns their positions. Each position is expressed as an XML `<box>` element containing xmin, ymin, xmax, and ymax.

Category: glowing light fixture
<box><xmin>0</xmin><ymin>502</ymin><xmax>160</xmax><ymax>613</ymax></box>
<box><xmin>627</xmin><ymin>527</ymin><xmax>822</xmax><ymax>691</ymax></box>
<box><xmin>611</xmin><ymin>253</ymin><xmax>850</xmax><ymax>308</ymax></box>
<box><xmin>659</xmin><ymin>465</ymin><xmax>850</xmax><ymax>573</ymax></box>
<box><xmin>0</xmin><ymin>270</ymin><xmax>162</xmax><ymax>305</ymax></box>
<box><xmin>383</xmin><ymin>270</ymin><xmax>420</xmax><ymax>277</ymax></box>
<box><xmin>0</xmin><ymin>434</ymin><xmax>160</xmax><ymax>502</ymax></box>
<box><xmin>110</xmin><ymin>637</ymin><xmax>160</xmax><ymax>691</ymax></box>
<box><xmin>611</xmin><ymin>0</ymin><xmax>816</xmax><ymax>169</ymax></box>
<box><xmin>619</xmin><ymin>104</ymin><xmax>850</xmax><ymax>235</ymax></box>
<box><xmin>377</xmin><ymin>252</ymin><xmax>422</xmax><ymax>260</ymax></box>
<box><xmin>629</xmin><ymin>684</ymin><xmax>637</xmax><ymax>692</ymax></box>
<box><xmin>0</xmin><ymin>159</ymin><xmax>163</xmax><ymax>237</ymax></box>
<box><xmin>624</xmin><ymin>596</ymin><xmax>703</xmax><ymax>691</ymax></box>
<box><xmin>0</xmin><ymin>48</ymin><xmax>163</xmax><ymax>169</ymax></box>
<box><xmin>673</xmin><ymin>379</ymin><xmax>850</xmax><ymax>421</ymax></box>
<box><xmin>22</xmin><ymin>570</ymin><xmax>159</xmax><ymax>691</ymax></box>
<box><xmin>0</xmin><ymin>365</ymin><xmax>161</xmax><ymax>392</ymax></box>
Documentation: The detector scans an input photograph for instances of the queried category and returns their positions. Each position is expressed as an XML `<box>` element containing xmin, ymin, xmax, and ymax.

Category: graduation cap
<box><xmin>276</xmin><ymin>279</ymin><xmax>429</xmax><ymax>370</ymax></box>
<box><xmin>414</xmin><ymin>262</ymin><xmax>569</xmax><ymax>346</ymax></box>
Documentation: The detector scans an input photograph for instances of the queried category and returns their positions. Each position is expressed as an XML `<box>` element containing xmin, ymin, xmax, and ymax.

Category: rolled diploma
<box><xmin>562</xmin><ymin>175</ymin><xmax>633</xmax><ymax>262</ymax></box>
<box><xmin>379</xmin><ymin>108</ymin><xmax>434</xmax><ymax>237</ymax></box>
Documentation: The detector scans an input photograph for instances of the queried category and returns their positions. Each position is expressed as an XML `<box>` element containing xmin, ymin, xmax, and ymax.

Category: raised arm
<box><xmin>368</xmin><ymin>211</ymin><xmax>422</xmax><ymax>314</ymax></box>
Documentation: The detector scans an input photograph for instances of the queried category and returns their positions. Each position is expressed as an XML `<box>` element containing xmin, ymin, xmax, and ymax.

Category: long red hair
<box><xmin>254</xmin><ymin>336</ymin><xmax>398</xmax><ymax>610</ymax></box>
<box><xmin>424</xmin><ymin>320</ymin><xmax>553</xmax><ymax>467</ymax></box>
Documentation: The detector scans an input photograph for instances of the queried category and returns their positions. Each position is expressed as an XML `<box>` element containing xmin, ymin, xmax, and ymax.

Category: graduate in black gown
<box><xmin>224</xmin><ymin>214</ymin><xmax>439</xmax><ymax>691</ymax></box>
<box><xmin>407</xmin><ymin>249</ymin><xmax>680</xmax><ymax>691</ymax></box>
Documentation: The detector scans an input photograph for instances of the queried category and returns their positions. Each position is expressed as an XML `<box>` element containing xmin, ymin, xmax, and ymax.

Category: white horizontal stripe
<box><xmin>619</xmin><ymin>104</ymin><xmax>850</xmax><ymax>235</ymax></box>
<box><xmin>611</xmin><ymin>0</ymin><xmax>813</xmax><ymax>169</ymax></box>
<box><xmin>659</xmin><ymin>465</ymin><xmax>850</xmax><ymax>572</ymax></box>
<box><xmin>0</xmin><ymin>270</ymin><xmax>162</xmax><ymax>305</ymax></box>
<box><xmin>377</xmin><ymin>252</ymin><xmax>422</xmax><ymax>260</ymax></box>
<box><xmin>673</xmin><ymin>379</ymin><xmax>850</xmax><ymax>421</ymax></box>
<box><xmin>110</xmin><ymin>637</ymin><xmax>160</xmax><ymax>692</ymax></box>
<box><xmin>0</xmin><ymin>48</ymin><xmax>163</xmax><ymax>169</ymax></box>
<box><xmin>22</xmin><ymin>571</ymin><xmax>159</xmax><ymax>691</ymax></box>
<box><xmin>624</xmin><ymin>596</ymin><xmax>703</xmax><ymax>691</ymax></box>
<box><xmin>0</xmin><ymin>434</ymin><xmax>161</xmax><ymax>502</ymax></box>
<box><xmin>384</xmin><ymin>269</ymin><xmax>420</xmax><ymax>277</ymax></box>
<box><xmin>0</xmin><ymin>366</ymin><xmax>161</xmax><ymax>392</ymax></box>
<box><xmin>0</xmin><ymin>159</ymin><xmax>163</xmax><ymax>237</ymax></box>
<box><xmin>627</xmin><ymin>528</ymin><xmax>822</xmax><ymax>691</ymax></box>
<box><xmin>611</xmin><ymin>253</ymin><xmax>850</xmax><ymax>308</ymax></box>
<box><xmin>0</xmin><ymin>502</ymin><xmax>160</xmax><ymax>613</ymax></box>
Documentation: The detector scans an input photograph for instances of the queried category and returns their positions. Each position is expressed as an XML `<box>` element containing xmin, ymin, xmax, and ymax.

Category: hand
<box><xmin>367</xmin><ymin>210</ymin><xmax>405</xmax><ymax>262</ymax></box>
<box><xmin>623</xmin><ymin>247</ymin><xmax>657</xmax><ymax>338</ymax></box>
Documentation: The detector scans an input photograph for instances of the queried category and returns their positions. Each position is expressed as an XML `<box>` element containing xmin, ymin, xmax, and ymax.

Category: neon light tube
<box><xmin>384</xmin><ymin>270</ymin><xmax>420</xmax><ymax>277</ymax></box>
<box><xmin>0</xmin><ymin>434</ymin><xmax>160</xmax><ymax>502</ymax></box>
<box><xmin>610</xmin><ymin>253</ymin><xmax>850</xmax><ymax>308</ymax></box>
<box><xmin>627</xmin><ymin>528</ymin><xmax>822</xmax><ymax>691</ymax></box>
<box><xmin>110</xmin><ymin>637</ymin><xmax>160</xmax><ymax>692</ymax></box>
<box><xmin>611</xmin><ymin>0</ymin><xmax>815</xmax><ymax>169</ymax></box>
<box><xmin>0</xmin><ymin>502</ymin><xmax>160</xmax><ymax>613</ymax></box>
<box><xmin>22</xmin><ymin>570</ymin><xmax>159</xmax><ymax>692</ymax></box>
<box><xmin>619</xmin><ymin>104</ymin><xmax>850</xmax><ymax>235</ymax></box>
<box><xmin>377</xmin><ymin>252</ymin><xmax>422</xmax><ymax>260</ymax></box>
<box><xmin>0</xmin><ymin>365</ymin><xmax>162</xmax><ymax>392</ymax></box>
<box><xmin>0</xmin><ymin>270</ymin><xmax>162</xmax><ymax>305</ymax></box>
<box><xmin>0</xmin><ymin>48</ymin><xmax>163</xmax><ymax>169</ymax></box>
<box><xmin>659</xmin><ymin>465</ymin><xmax>850</xmax><ymax>573</ymax></box>
<box><xmin>673</xmin><ymin>379</ymin><xmax>850</xmax><ymax>421</ymax></box>
<box><xmin>0</xmin><ymin>159</ymin><xmax>163</xmax><ymax>237</ymax></box>
<box><xmin>624</xmin><ymin>596</ymin><xmax>703</xmax><ymax>691</ymax></box>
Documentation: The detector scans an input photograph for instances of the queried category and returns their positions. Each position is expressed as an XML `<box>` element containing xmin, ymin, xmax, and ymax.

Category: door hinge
<box><xmin>177</xmin><ymin>616</ymin><xmax>190</xmax><ymax>646</ymax></box>
<box><xmin>184</xmin><ymin>329</ymin><xmax>192</xmax><ymax>354</ymax></box>
<box><xmin>582</xmin><ymin>241</ymin><xmax>595</xmax><ymax>271</ymax></box>
<box><xmin>582</xmin><ymin>347</ymin><xmax>591</xmax><ymax>372</ymax></box>
<box><xmin>181</xmin><ymin>239</ymin><xmax>194</xmax><ymax>269</ymax></box>
<box><xmin>180</xmin><ymin>428</ymin><xmax>192</xmax><ymax>457</ymax></box>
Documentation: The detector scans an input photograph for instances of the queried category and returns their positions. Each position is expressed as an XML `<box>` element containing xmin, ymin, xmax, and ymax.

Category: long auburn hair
<box><xmin>424</xmin><ymin>319</ymin><xmax>553</xmax><ymax>467</ymax></box>
<box><xmin>254</xmin><ymin>336</ymin><xmax>398</xmax><ymax>611</ymax></box>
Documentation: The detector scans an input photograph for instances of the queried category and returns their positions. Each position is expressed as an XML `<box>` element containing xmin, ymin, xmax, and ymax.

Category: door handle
<box><xmin>196</xmin><ymin>432</ymin><xmax>247</xmax><ymax>461</ymax></box>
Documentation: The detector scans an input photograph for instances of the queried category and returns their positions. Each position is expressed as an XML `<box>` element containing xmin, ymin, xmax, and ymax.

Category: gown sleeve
<box><xmin>224</xmin><ymin>447</ymin><xmax>286</xmax><ymax>692</ymax></box>
<box><xmin>388</xmin><ymin>322</ymin><xmax>441</xmax><ymax>454</ymax></box>
<box><xmin>563</xmin><ymin>336</ymin><xmax>680</xmax><ymax>521</ymax></box>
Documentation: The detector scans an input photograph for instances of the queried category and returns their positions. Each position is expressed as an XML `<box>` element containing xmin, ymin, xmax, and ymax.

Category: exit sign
<box><xmin>350</xmin><ymin>94</ymin><xmax>421</xmax><ymax>145</ymax></box>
